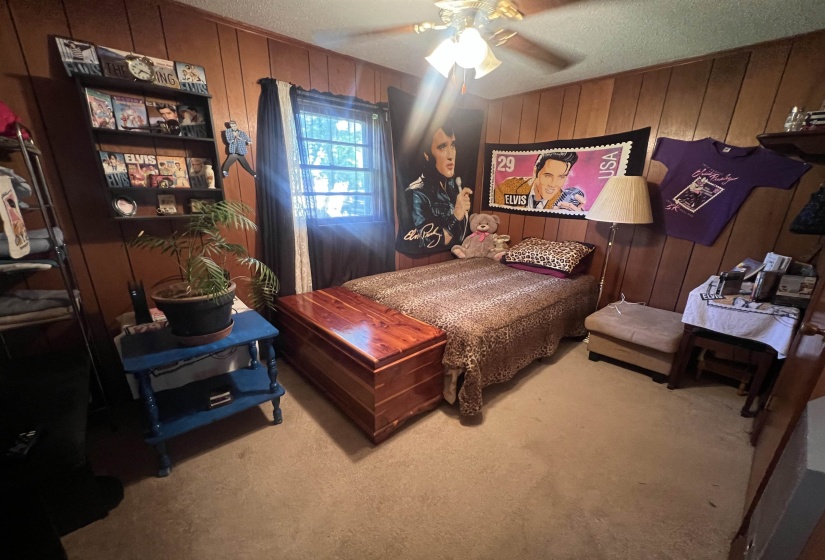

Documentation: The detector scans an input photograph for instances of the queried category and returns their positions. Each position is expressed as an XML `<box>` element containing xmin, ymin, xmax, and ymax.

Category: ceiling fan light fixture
<box><xmin>454</xmin><ymin>27</ymin><xmax>488</xmax><ymax>69</ymax></box>
<box><xmin>425</xmin><ymin>37</ymin><xmax>458</xmax><ymax>77</ymax></box>
<box><xmin>473</xmin><ymin>45</ymin><xmax>501</xmax><ymax>79</ymax></box>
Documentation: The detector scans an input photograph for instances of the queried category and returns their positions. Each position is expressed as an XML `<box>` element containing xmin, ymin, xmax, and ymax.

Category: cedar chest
<box><xmin>275</xmin><ymin>287</ymin><xmax>446</xmax><ymax>443</ymax></box>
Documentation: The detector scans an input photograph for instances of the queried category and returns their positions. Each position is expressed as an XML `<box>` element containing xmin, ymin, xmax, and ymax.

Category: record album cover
<box><xmin>86</xmin><ymin>88</ymin><xmax>115</xmax><ymax>129</ymax></box>
<box><xmin>124</xmin><ymin>153</ymin><xmax>158</xmax><ymax>187</ymax></box>
<box><xmin>175</xmin><ymin>62</ymin><xmax>208</xmax><ymax>94</ymax></box>
<box><xmin>157</xmin><ymin>156</ymin><xmax>189</xmax><ymax>188</ymax></box>
<box><xmin>97</xmin><ymin>46</ymin><xmax>179</xmax><ymax>88</ymax></box>
<box><xmin>99</xmin><ymin>151</ymin><xmax>130</xmax><ymax>188</ymax></box>
<box><xmin>55</xmin><ymin>37</ymin><xmax>101</xmax><ymax>76</ymax></box>
<box><xmin>151</xmin><ymin>57</ymin><xmax>180</xmax><ymax>89</ymax></box>
<box><xmin>145</xmin><ymin>98</ymin><xmax>178</xmax><ymax>127</ymax></box>
<box><xmin>187</xmin><ymin>158</ymin><xmax>212</xmax><ymax>188</ymax></box>
<box><xmin>97</xmin><ymin>46</ymin><xmax>135</xmax><ymax>80</ymax></box>
<box><xmin>112</xmin><ymin>94</ymin><xmax>148</xmax><ymax>132</ymax></box>
<box><xmin>177</xmin><ymin>104</ymin><xmax>209</xmax><ymax>138</ymax></box>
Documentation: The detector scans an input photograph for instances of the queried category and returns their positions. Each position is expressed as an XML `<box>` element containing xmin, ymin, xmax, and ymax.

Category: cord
<box><xmin>607</xmin><ymin>293</ymin><xmax>646</xmax><ymax>314</ymax></box>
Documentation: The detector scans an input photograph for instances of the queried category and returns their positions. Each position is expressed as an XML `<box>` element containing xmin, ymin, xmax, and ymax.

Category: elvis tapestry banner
<box><xmin>482</xmin><ymin>127</ymin><xmax>651</xmax><ymax>218</ymax></box>
<box><xmin>388</xmin><ymin>87</ymin><xmax>485</xmax><ymax>255</ymax></box>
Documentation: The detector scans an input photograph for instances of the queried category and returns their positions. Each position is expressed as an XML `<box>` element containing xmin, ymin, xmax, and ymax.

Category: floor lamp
<box><xmin>585</xmin><ymin>176</ymin><xmax>653</xmax><ymax>309</ymax></box>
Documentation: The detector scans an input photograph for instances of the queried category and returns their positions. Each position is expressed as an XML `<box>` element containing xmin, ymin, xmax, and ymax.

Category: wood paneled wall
<box><xmin>416</xmin><ymin>32</ymin><xmax>825</xmax><ymax>313</ymax></box>
<box><xmin>0</xmin><ymin>0</ymin><xmax>420</xmax><ymax>400</ymax></box>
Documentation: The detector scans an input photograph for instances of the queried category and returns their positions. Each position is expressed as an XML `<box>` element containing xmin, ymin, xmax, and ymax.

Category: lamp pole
<box><xmin>596</xmin><ymin>222</ymin><xmax>619</xmax><ymax>310</ymax></box>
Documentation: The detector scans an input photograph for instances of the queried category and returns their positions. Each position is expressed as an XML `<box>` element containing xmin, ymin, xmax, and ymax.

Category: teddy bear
<box><xmin>451</xmin><ymin>213</ymin><xmax>507</xmax><ymax>260</ymax></box>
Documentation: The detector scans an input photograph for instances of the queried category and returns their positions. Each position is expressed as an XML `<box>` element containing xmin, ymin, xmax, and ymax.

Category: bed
<box><xmin>343</xmin><ymin>257</ymin><xmax>597</xmax><ymax>415</ymax></box>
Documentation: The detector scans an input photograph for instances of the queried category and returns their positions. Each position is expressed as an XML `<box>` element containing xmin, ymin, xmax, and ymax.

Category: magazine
<box><xmin>124</xmin><ymin>154</ymin><xmax>158</xmax><ymax>187</ymax></box>
<box><xmin>99</xmin><ymin>151</ymin><xmax>130</xmax><ymax>188</ymax></box>
<box><xmin>177</xmin><ymin>104</ymin><xmax>209</xmax><ymax>138</ymax></box>
<box><xmin>86</xmin><ymin>88</ymin><xmax>115</xmax><ymax>129</ymax></box>
<box><xmin>187</xmin><ymin>158</ymin><xmax>212</xmax><ymax>189</ymax></box>
<box><xmin>145</xmin><ymin>97</ymin><xmax>179</xmax><ymax>128</ymax></box>
<box><xmin>55</xmin><ymin>37</ymin><xmax>101</xmax><ymax>76</ymax></box>
<box><xmin>112</xmin><ymin>94</ymin><xmax>148</xmax><ymax>131</ymax></box>
<box><xmin>175</xmin><ymin>62</ymin><xmax>208</xmax><ymax>94</ymax></box>
<box><xmin>157</xmin><ymin>156</ymin><xmax>189</xmax><ymax>188</ymax></box>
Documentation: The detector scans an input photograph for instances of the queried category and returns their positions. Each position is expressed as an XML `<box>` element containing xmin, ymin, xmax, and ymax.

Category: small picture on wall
<box><xmin>55</xmin><ymin>37</ymin><xmax>101</xmax><ymax>77</ymax></box>
<box><xmin>99</xmin><ymin>151</ymin><xmax>130</xmax><ymax>188</ymax></box>
<box><xmin>85</xmin><ymin>88</ymin><xmax>115</xmax><ymax>129</ymax></box>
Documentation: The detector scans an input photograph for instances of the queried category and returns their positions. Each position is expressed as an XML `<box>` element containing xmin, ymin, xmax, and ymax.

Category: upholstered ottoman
<box><xmin>584</xmin><ymin>303</ymin><xmax>684</xmax><ymax>375</ymax></box>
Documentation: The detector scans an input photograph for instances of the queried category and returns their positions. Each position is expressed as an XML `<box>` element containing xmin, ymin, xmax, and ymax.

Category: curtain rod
<box><xmin>296</xmin><ymin>88</ymin><xmax>386</xmax><ymax>112</ymax></box>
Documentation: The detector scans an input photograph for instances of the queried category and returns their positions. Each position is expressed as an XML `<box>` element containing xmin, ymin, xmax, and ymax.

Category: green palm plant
<box><xmin>129</xmin><ymin>200</ymin><xmax>278</xmax><ymax>310</ymax></box>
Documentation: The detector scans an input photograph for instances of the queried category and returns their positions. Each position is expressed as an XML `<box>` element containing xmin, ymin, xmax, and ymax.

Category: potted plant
<box><xmin>129</xmin><ymin>201</ymin><xmax>278</xmax><ymax>345</ymax></box>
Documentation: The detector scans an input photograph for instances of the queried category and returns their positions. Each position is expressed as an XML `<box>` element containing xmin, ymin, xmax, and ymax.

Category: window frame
<box><xmin>294</xmin><ymin>94</ymin><xmax>382</xmax><ymax>225</ymax></box>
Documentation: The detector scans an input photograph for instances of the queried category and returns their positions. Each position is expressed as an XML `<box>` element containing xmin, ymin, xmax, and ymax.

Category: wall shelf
<box><xmin>78</xmin><ymin>75</ymin><xmax>225</xmax><ymax>219</ymax></box>
<box><xmin>93</xmin><ymin>128</ymin><xmax>214</xmax><ymax>143</ymax></box>
<box><xmin>757</xmin><ymin>130</ymin><xmax>825</xmax><ymax>164</ymax></box>
<box><xmin>78</xmin><ymin>74</ymin><xmax>211</xmax><ymax>99</ymax></box>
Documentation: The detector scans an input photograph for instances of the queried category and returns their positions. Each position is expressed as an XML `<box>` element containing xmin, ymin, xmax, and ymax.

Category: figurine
<box><xmin>221</xmin><ymin>120</ymin><xmax>255</xmax><ymax>178</ymax></box>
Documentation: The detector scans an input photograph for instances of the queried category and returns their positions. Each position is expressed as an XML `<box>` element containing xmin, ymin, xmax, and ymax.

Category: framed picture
<box><xmin>157</xmin><ymin>194</ymin><xmax>177</xmax><ymax>215</ymax></box>
<box><xmin>189</xmin><ymin>198</ymin><xmax>215</xmax><ymax>214</ymax></box>
<box><xmin>112</xmin><ymin>196</ymin><xmax>137</xmax><ymax>217</ymax></box>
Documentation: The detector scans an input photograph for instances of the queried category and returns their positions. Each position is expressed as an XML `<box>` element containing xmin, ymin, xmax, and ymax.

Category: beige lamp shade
<box><xmin>585</xmin><ymin>176</ymin><xmax>653</xmax><ymax>224</ymax></box>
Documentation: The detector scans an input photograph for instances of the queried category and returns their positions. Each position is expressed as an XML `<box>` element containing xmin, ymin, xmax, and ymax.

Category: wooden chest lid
<box><xmin>275</xmin><ymin>287</ymin><xmax>446</xmax><ymax>370</ymax></box>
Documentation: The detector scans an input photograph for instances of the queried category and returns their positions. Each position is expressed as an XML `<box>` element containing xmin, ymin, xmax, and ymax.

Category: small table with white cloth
<box><xmin>668</xmin><ymin>276</ymin><xmax>801</xmax><ymax>417</ymax></box>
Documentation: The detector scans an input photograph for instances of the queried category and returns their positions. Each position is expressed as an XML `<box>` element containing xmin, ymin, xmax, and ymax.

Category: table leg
<box><xmin>248</xmin><ymin>341</ymin><xmax>259</xmax><ymax>369</ymax></box>
<box><xmin>668</xmin><ymin>326</ymin><xmax>696</xmax><ymax>390</ymax></box>
<box><xmin>155</xmin><ymin>442</ymin><xmax>172</xmax><ymax>477</ymax></box>
<box><xmin>264</xmin><ymin>338</ymin><xmax>282</xmax><ymax>425</ymax></box>
<box><xmin>741</xmin><ymin>351</ymin><xmax>775</xmax><ymax>418</ymax></box>
<box><xmin>135</xmin><ymin>369</ymin><xmax>161</xmax><ymax>436</ymax></box>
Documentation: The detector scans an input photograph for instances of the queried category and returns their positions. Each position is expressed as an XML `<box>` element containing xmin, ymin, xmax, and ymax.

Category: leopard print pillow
<box><xmin>502</xmin><ymin>238</ymin><xmax>594</xmax><ymax>273</ymax></box>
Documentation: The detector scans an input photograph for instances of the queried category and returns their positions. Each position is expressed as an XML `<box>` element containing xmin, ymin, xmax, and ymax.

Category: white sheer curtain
<box><xmin>276</xmin><ymin>81</ymin><xmax>313</xmax><ymax>294</ymax></box>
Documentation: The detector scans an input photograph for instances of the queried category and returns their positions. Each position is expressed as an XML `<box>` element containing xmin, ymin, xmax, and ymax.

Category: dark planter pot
<box><xmin>151</xmin><ymin>282</ymin><xmax>236</xmax><ymax>345</ymax></box>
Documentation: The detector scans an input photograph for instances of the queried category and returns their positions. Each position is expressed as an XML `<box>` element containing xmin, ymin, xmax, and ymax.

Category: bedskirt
<box><xmin>344</xmin><ymin>258</ymin><xmax>597</xmax><ymax>415</ymax></box>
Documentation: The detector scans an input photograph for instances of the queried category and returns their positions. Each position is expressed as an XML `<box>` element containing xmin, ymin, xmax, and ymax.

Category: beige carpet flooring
<box><xmin>64</xmin><ymin>341</ymin><xmax>753</xmax><ymax>560</ymax></box>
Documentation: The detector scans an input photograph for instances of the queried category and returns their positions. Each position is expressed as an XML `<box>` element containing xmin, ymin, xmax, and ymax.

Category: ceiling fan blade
<box><xmin>314</xmin><ymin>24</ymin><xmax>423</xmax><ymax>48</ymax></box>
<box><xmin>512</xmin><ymin>0</ymin><xmax>587</xmax><ymax>16</ymax></box>
<box><xmin>495</xmin><ymin>30</ymin><xmax>574</xmax><ymax>69</ymax></box>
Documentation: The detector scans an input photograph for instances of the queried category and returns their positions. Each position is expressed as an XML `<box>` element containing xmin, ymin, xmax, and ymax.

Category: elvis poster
<box><xmin>388</xmin><ymin>87</ymin><xmax>484</xmax><ymax>255</ymax></box>
<box><xmin>482</xmin><ymin>128</ymin><xmax>651</xmax><ymax>218</ymax></box>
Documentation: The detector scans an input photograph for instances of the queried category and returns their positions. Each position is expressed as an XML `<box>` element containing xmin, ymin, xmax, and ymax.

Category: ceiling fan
<box><xmin>316</xmin><ymin>0</ymin><xmax>577</xmax><ymax>80</ymax></box>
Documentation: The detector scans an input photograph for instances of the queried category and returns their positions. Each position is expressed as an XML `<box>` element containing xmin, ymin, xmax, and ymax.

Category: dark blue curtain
<box><xmin>256</xmin><ymin>78</ymin><xmax>299</xmax><ymax>296</ymax></box>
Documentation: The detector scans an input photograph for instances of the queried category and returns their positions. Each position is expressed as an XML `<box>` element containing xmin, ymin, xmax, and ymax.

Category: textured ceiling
<box><xmin>176</xmin><ymin>0</ymin><xmax>825</xmax><ymax>99</ymax></box>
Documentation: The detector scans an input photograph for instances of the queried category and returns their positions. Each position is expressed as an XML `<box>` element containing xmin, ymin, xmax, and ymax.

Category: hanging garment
<box><xmin>653</xmin><ymin>137</ymin><xmax>810</xmax><ymax>245</ymax></box>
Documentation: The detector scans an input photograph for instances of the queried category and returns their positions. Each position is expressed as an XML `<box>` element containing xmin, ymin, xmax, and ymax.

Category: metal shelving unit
<box><xmin>0</xmin><ymin>122</ymin><xmax>111</xmax><ymax>415</ymax></box>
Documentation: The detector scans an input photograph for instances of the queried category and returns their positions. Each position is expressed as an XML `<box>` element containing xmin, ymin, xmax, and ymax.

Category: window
<box><xmin>295</xmin><ymin>94</ymin><xmax>382</xmax><ymax>222</ymax></box>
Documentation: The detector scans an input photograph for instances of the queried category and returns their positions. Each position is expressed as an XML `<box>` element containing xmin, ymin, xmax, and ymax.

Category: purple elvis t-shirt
<box><xmin>653</xmin><ymin>138</ymin><xmax>810</xmax><ymax>246</ymax></box>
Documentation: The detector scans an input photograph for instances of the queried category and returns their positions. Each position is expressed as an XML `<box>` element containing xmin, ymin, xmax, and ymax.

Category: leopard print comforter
<box><xmin>343</xmin><ymin>258</ymin><xmax>597</xmax><ymax>416</ymax></box>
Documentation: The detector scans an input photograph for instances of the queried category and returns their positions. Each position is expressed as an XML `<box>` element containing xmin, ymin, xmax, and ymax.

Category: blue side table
<box><xmin>121</xmin><ymin>310</ymin><xmax>284</xmax><ymax>477</ymax></box>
